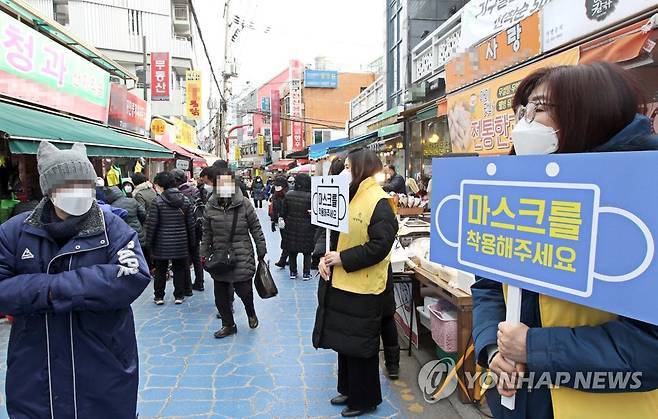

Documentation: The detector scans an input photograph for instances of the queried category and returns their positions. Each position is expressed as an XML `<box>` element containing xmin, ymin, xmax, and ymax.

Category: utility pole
<box><xmin>218</xmin><ymin>0</ymin><xmax>232</xmax><ymax>160</ymax></box>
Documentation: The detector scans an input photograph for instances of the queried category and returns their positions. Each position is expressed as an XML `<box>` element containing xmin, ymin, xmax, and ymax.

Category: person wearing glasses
<box><xmin>473</xmin><ymin>62</ymin><xmax>658</xmax><ymax>419</ymax></box>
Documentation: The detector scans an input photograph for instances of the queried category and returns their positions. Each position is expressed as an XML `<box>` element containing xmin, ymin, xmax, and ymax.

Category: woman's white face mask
<box><xmin>51</xmin><ymin>188</ymin><xmax>95</xmax><ymax>216</ymax></box>
<box><xmin>274</xmin><ymin>185</ymin><xmax>283</xmax><ymax>192</ymax></box>
<box><xmin>341</xmin><ymin>169</ymin><xmax>352</xmax><ymax>184</ymax></box>
<box><xmin>512</xmin><ymin>118</ymin><xmax>559</xmax><ymax>155</ymax></box>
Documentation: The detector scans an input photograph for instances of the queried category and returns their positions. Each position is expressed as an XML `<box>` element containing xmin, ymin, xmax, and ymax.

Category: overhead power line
<box><xmin>188</xmin><ymin>0</ymin><xmax>223</xmax><ymax>101</ymax></box>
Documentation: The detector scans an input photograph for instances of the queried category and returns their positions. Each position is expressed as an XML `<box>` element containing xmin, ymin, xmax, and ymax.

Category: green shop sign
<box><xmin>0</xmin><ymin>13</ymin><xmax>110</xmax><ymax>122</ymax></box>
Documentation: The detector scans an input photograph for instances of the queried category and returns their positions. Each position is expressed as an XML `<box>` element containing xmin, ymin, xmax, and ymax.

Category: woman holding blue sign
<box><xmin>313</xmin><ymin>149</ymin><xmax>398</xmax><ymax>417</ymax></box>
<box><xmin>473</xmin><ymin>62</ymin><xmax>658</xmax><ymax>419</ymax></box>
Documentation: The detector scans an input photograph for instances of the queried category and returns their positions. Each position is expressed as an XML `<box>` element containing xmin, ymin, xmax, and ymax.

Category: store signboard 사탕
<box><xmin>431</xmin><ymin>152</ymin><xmax>658</xmax><ymax>326</ymax></box>
<box><xmin>446</xmin><ymin>12</ymin><xmax>541</xmax><ymax>93</ymax></box>
<box><xmin>0</xmin><ymin>12</ymin><xmax>110</xmax><ymax>122</ymax></box>
<box><xmin>311</xmin><ymin>175</ymin><xmax>350</xmax><ymax>233</ymax></box>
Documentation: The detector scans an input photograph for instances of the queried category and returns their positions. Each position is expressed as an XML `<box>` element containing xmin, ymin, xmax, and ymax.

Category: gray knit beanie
<box><xmin>37</xmin><ymin>141</ymin><xmax>97</xmax><ymax>195</ymax></box>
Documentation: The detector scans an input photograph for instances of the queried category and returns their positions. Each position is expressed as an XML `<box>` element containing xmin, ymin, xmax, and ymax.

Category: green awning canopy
<box><xmin>416</xmin><ymin>105</ymin><xmax>438</xmax><ymax>122</ymax></box>
<box><xmin>0</xmin><ymin>101</ymin><xmax>172</xmax><ymax>158</ymax></box>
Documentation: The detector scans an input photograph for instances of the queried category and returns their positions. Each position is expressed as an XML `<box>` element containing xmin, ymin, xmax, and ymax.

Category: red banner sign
<box><xmin>150</xmin><ymin>52</ymin><xmax>169</xmax><ymax>101</ymax></box>
<box><xmin>271</xmin><ymin>90</ymin><xmax>281</xmax><ymax>149</ymax></box>
<box><xmin>108</xmin><ymin>83</ymin><xmax>148</xmax><ymax>136</ymax></box>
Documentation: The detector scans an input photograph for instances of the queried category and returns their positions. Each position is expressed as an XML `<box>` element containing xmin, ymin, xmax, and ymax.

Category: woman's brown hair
<box><xmin>346</xmin><ymin>148</ymin><xmax>383</xmax><ymax>199</ymax></box>
<box><xmin>512</xmin><ymin>62</ymin><xmax>645</xmax><ymax>153</ymax></box>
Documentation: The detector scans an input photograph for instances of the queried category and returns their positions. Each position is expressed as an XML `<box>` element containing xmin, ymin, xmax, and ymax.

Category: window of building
<box><xmin>53</xmin><ymin>0</ymin><xmax>69</xmax><ymax>26</ymax></box>
<box><xmin>313</xmin><ymin>129</ymin><xmax>332</xmax><ymax>144</ymax></box>
<box><xmin>128</xmin><ymin>9</ymin><xmax>143</xmax><ymax>36</ymax></box>
<box><xmin>173</xmin><ymin>4</ymin><xmax>189</xmax><ymax>21</ymax></box>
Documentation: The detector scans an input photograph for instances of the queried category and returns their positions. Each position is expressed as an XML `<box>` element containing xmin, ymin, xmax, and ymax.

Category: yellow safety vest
<box><xmin>504</xmin><ymin>285</ymin><xmax>658</xmax><ymax>418</ymax></box>
<box><xmin>332</xmin><ymin>177</ymin><xmax>395</xmax><ymax>295</ymax></box>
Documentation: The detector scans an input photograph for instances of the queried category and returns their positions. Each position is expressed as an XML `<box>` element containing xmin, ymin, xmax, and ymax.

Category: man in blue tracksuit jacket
<box><xmin>0</xmin><ymin>141</ymin><xmax>150</xmax><ymax>418</ymax></box>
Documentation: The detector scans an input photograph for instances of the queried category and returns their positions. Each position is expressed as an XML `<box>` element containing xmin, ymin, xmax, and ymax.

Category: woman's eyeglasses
<box><xmin>515</xmin><ymin>101</ymin><xmax>556</xmax><ymax>124</ymax></box>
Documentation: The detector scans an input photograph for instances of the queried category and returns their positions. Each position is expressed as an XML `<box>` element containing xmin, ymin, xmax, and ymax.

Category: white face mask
<box><xmin>51</xmin><ymin>189</ymin><xmax>95</xmax><ymax>216</ymax></box>
<box><xmin>218</xmin><ymin>185</ymin><xmax>235</xmax><ymax>198</ymax></box>
<box><xmin>204</xmin><ymin>184</ymin><xmax>213</xmax><ymax>194</ymax></box>
<box><xmin>341</xmin><ymin>169</ymin><xmax>352</xmax><ymax>184</ymax></box>
<box><xmin>512</xmin><ymin>118</ymin><xmax>559</xmax><ymax>155</ymax></box>
<box><xmin>274</xmin><ymin>186</ymin><xmax>283</xmax><ymax>192</ymax></box>
<box><xmin>124</xmin><ymin>186</ymin><xmax>133</xmax><ymax>194</ymax></box>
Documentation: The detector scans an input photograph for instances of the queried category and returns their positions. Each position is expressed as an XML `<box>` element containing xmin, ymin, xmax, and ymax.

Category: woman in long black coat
<box><xmin>313</xmin><ymin>149</ymin><xmax>398</xmax><ymax>417</ymax></box>
<box><xmin>201</xmin><ymin>168</ymin><xmax>267</xmax><ymax>338</ymax></box>
<box><xmin>282</xmin><ymin>173</ymin><xmax>316</xmax><ymax>280</ymax></box>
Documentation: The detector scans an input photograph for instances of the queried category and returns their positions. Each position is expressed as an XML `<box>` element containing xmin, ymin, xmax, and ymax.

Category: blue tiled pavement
<box><xmin>0</xmin><ymin>208</ymin><xmax>405</xmax><ymax>418</ymax></box>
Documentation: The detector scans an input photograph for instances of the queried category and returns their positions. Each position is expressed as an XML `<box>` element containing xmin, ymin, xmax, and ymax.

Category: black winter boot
<box><xmin>384</xmin><ymin>345</ymin><xmax>400</xmax><ymax>380</ymax></box>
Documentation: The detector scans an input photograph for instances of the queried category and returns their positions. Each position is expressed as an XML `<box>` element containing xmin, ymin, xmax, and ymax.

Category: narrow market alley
<box><xmin>0</xmin><ymin>209</ymin><xmax>481</xmax><ymax>419</ymax></box>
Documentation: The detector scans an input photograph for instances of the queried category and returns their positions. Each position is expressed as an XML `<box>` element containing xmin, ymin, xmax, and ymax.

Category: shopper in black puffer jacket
<box><xmin>201</xmin><ymin>167</ymin><xmax>267</xmax><ymax>338</ymax></box>
<box><xmin>282</xmin><ymin>173</ymin><xmax>316</xmax><ymax>280</ymax></box>
<box><xmin>251</xmin><ymin>176</ymin><xmax>265</xmax><ymax>208</ymax></box>
<box><xmin>145</xmin><ymin>171</ymin><xmax>196</xmax><ymax>305</ymax></box>
<box><xmin>104</xmin><ymin>185</ymin><xmax>147</xmax><ymax>244</ymax></box>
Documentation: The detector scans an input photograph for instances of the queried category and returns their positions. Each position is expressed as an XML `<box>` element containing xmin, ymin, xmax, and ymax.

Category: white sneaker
<box><xmin>154</xmin><ymin>299</ymin><xmax>164</xmax><ymax>306</ymax></box>
<box><xmin>174</xmin><ymin>298</ymin><xmax>184</xmax><ymax>305</ymax></box>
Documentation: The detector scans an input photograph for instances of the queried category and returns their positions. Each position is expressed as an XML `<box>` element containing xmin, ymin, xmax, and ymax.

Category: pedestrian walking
<box><xmin>171</xmin><ymin>168</ymin><xmax>204</xmax><ymax>293</ymax></box>
<box><xmin>313</xmin><ymin>148</ymin><xmax>398</xmax><ymax>417</ymax></box>
<box><xmin>145</xmin><ymin>171</ymin><xmax>196</xmax><ymax>305</ymax></box>
<box><xmin>287</xmin><ymin>175</ymin><xmax>296</xmax><ymax>191</ymax></box>
<box><xmin>270</xmin><ymin>175</ymin><xmax>289</xmax><ymax>268</ymax></box>
<box><xmin>251</xmin><ymin>176</ymin><xmax>265</xmax><ymax>208</ymax></box>
<box><xmin>103</xmin><ymin>185</ymin><xmax>147</xmax><ymax>245</ymax></box>
<box><xmin>473</xmin><ymin>62</ymin><xmax>658</xmax><ymax>419</ymax></box>
<box><xmin>264</xmin><ymin>176</ymin><xmax>273</xmax><ymax>200</ymax></box>
<box><xmin>282</xmin><ymin>173</ymin><xmax>315</xmax><ymax>280</ymax></box>
<box><xmin>201</xmin><ymin>167</ymin><xmax>267</xmax><ymax>338</ymax></box>
<box><xmin>0</xmin><ymin>141</ymin><xmax>150</xmax><ymax>418</ymax></box>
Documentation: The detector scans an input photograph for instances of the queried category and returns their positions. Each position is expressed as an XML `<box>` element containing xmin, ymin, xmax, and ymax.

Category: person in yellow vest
<box><xmin>473</xmin><ymin>62</ymin><xmax>658</xmax><ymax>419</ymax></box>
<box><xmin>312</xmin><ymin>148</ymin><xmax>398</xmax><ymax>418</ymax></box>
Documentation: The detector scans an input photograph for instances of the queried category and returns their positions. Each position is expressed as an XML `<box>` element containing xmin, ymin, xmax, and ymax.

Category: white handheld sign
<box><xmin>311</xmin><ymin>175</ymin><xmax>350</xmax><ymax>233</ymax></box>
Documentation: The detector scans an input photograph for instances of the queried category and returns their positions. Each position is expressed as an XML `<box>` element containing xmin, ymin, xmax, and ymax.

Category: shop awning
<box><xmin>580</xmin><ymin>19</ymin><xmax>657</xmax><ymax>64</ymax></box>
<box><xmin>1</xmin><ymin>101</ymin><xmax>172</xmax><ymax>158</ymax></box>
<box><xmin>309</xmin><ymin>137</ymin><xmax>349</xmax><ymax>160</ymax></box>
<box><xmin>266</xmin><ymin>159</ymin><xmax>297</xmax><ymax>171</ymax></box>
<box><xmin>152</xmin><ymin>138</ymin><xmax>204</xmax><ymax>163</ymax></box>
<box><xmin>378</xmin><ymin>122</ymin><xmax>404</xmax><ymax>138</ymax></box>
<box><xmin>286</xmin><ymin>148</ymin><xmax>309</xmax><ymax>159</ymax></box>
<box><xmin>178</xmin><ymin>144</ymin><xmax>219</xmax><ymax>167</ymax></box>
<box><xmin>327</xmin><ymin>132</ymin><xmax>379</xmax><ymax>155</ymax></box>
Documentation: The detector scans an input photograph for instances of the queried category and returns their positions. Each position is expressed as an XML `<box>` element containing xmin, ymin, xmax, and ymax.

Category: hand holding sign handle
<box><xmin>501</xmin><ymin>286</ymin><xmax>522</xmax><ymax>410</ymax></box>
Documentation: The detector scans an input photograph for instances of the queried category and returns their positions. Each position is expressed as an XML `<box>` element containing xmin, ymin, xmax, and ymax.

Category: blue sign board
<box><xmin>260</xmin><ymin>97</ymin><xmax>270</xmax><ymax>112</ymax></box>
<box><xmin>431</xmin><ymin>152</ymin><xmax>658</xmax><ymax>325</ymax></box>
<box><xmin>304</xmin><ymin>70</ymin><xmax>338</xmax><ymax>88</ymax></box>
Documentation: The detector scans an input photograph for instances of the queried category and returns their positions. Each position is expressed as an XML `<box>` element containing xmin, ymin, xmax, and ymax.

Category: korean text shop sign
<box><xmin>431</xmin><ymin>152</ymin><xmax>658</xmax><ymax>325</ymax></box>
<box><xmin>543</xmin><ymin>0</ymin><xmax>656</xmax><ymax>52</ymax></box>
<box><xmin>0</xmin><ymin>13</ymin><xmax>110</xmax><ymax>122</ymax></box>
<box><xmin>447</xmin><ymin>48</ymin><xmax>578</xmax><ymax>155</ymax></box>
<box><xmin>150</xmin><ymin>52</ymin><xmax>170</xmax><ymax>101</ymax></box>
<box><xmin>445</xmin><ymin>12</ymin><xmax>540</xmax><ymax>93</ymax></box>
<box><xmin>108</xmin><ymin>84</ymin><xmax>148</xmax><ymax>136</ymax></box>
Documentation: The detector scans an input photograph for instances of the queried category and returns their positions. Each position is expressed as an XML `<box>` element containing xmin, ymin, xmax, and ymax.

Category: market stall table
<box><xmin>413</xmin><ymin>265</ymin><xmax>476</xmax><ymax>403</ymax></box>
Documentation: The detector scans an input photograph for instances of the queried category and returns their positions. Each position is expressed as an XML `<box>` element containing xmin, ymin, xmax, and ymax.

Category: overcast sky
<box><xmin>195</xmin><ymin>0</ymin><xmax>384</xmax><ymax>98</ymax></box>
